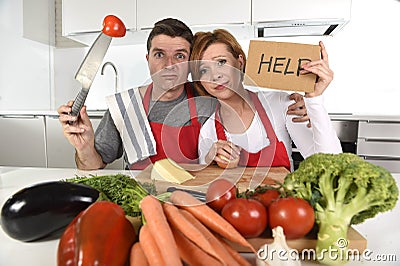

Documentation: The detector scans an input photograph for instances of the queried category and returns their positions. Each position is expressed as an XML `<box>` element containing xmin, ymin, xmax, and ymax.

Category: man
<box><xmin>58</xmin><ymin>18</ymin><xmax>309</xmax><ymax>170</ymax></box>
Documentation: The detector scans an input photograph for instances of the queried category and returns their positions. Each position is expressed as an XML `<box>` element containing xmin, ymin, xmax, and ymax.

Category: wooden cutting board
<box><xmin>228</xmin><ymin>226</ymin><xmax>367</xmax><ymax>253</ymax></box>
<box><xmin>135</xmin><ymin>164</ymin><xmax>289</xmax><ymax>193</ymax></box>
<box><xmin>135</xmin><ymin>164</ymin><xmax>367</xmax><ymax>253</ymax></box>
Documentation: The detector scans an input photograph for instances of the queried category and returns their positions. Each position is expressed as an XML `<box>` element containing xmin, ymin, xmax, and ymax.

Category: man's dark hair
<box><xmin>146</xmin><ymin>18</ymin><xmax>193</xmax><ymax>53</ymax></box>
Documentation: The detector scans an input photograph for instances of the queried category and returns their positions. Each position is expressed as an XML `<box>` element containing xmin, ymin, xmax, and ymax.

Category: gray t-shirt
<box><xmin>94</xmin><ymin>84</ymin><xmax>217</xmax><ymax>166</ymax></box>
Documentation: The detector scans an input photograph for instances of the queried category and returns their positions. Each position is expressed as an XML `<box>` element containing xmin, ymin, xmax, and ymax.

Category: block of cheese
<box><xmin>151</xmin><ymin>158</ymin><xmax>195</xmax><ymax>184</ymax></box>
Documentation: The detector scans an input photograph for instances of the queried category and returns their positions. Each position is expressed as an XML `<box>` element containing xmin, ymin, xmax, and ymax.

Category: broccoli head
<box><xmin>284</xmin><ymin>153</ymin><xmax>398</xmax><ymax>265</ymax></box>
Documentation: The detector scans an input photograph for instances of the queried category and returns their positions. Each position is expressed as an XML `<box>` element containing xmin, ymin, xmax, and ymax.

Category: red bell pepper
<box><xmin>57</xmin><ymin>201</ymin><xmax>136</xmax><ymax>266</ymax></box>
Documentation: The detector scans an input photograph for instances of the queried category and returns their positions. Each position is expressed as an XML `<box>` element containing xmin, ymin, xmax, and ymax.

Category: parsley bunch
<box><xmin>66</xmin><ymin>174</ymin><xmax>157</xmax><ymax>217</ymax></box>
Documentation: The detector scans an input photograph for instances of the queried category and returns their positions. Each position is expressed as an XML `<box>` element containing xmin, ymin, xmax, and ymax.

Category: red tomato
<box><xmin>250</xmin><ymin>189</ymin><xmax>281</xmax><ymax>207</ymax></box>
<box><xmin>206</xmin><ymin>179</ymin><xmax>237</xmax><ymax>213</ymax></box>
<box><xmin>102</xmin><ymin>15</ymin><xmax>126</xmax><ymax>37</ymax></box>
<box><xmin>221</xmin><ymin>198</ymin><xmax>268</xmax><ymax>238</ymax></box>
<box><xmin>268</xmin><ymin>197</ymin><xmax>315</xmax><ymax>239</ymax></box>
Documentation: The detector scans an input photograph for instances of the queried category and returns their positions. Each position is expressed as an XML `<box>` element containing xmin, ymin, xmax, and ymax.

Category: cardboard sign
<box><xmin>244</xmin><ymin>40</ymin><xmax>320</xmax><ymax>93</ymax></box>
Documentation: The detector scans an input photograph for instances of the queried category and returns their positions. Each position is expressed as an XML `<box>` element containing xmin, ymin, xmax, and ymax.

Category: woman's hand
<box><xmin>301</xmin><ymin>41</ymin><xmax>334</xmax><ymax>98</ymax></box>
<box><xmin>205</xmin><ymin>140</ymin><xmax>241</xmax><ymax>166</ymax></box>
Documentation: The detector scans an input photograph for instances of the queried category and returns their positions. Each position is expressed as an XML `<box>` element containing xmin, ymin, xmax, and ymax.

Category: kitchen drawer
<box><xmin>0</xmin><ymin>115</ymin><xmax>47</xmax><ymax>167</ymax></box>
<box><xmin>357</xmin><ymin>138</ymin><xmax>400</xmax><ymax>158</ymax></box>
<box><xmin>358</xmin><ymin>121</ymin><xmax>400</xmax><ymax>140</ymax></box>
<box><xmin>46</xmin><ymin>115</ymin><xmax>124</xmax><ymax>169</ymax></box>
<box><xmin>362</xmin><ymin>158</ymin><xmax>400</xmax><ymax>173</ymax></box>
<box><xmin>46</xmin><ymin>116</ymin><xmax>76</xmax><ymax>168</ymax></box>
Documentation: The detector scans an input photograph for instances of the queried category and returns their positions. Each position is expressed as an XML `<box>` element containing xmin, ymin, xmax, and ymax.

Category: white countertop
<box><xmin>0</xmin><ymin>167</ymin><xmax>399</xmax><ymax>265</ymax></box>
<box><xmin>329</xmin><ymin>114</ymin><xmax>400</xmax><ymax>122</ymax></box>
<box><xmin>0</xmin><ymin>167</ymin><xmax>136</xmax><ymax>266</ymax></box>
<box><xmin>0</xmin><ymin>110</ymin><xmax>107</xmax><ymax>117</ymax></box>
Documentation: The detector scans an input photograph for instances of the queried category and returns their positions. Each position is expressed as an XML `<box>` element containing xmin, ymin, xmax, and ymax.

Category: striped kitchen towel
<box><xmin>105</xmin><ymin>88</ymin><xmax>156</xmax><ymax>164</ymax></box>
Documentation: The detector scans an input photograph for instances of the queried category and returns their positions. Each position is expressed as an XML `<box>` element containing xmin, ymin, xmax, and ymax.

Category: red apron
<box><xmin>215</xmin><ymin>91</ymin><xmax>291</xmax><ymax>170</ymax></box>
<box><xmin>130</xmin><ymin>83</ymin><xmax>201</xmax><ymax>170</ymax></box>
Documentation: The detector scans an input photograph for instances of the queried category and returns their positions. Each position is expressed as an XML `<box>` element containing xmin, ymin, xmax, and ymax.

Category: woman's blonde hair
<box><xmin>190</xmin><ymin>29</ymin><xmax>247</xmax><ymax>96</ymax></box>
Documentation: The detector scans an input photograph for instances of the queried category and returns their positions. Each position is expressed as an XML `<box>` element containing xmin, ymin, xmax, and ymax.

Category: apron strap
<box><xmin>214</xmin><ymin>104</ymin><xmax>228</xmax><ymax>141</ymax></box>
<box><xmin>248</xmin><ymin>91</ymin><xmax>278</xmax><ymax>144</ymax></box>
<box><xmin>185</xmin><ymin>83</ymin><xmax>199</xmax><ymax>124</ymax></box>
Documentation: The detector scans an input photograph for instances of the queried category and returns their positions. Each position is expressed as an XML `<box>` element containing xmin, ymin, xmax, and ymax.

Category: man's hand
<box><xmin>57</xmin><ymin>101</ymin><xmax>105</xmax><ymax>169</ymax></box>
<box><xmin>287</xmin><ymin>93</ymin><xmax>311</xmax><ymax>128</ymax></box>
<box><xmin>57</xmin><ymin>101</ymin><xmax>95</xmax><ymax>151</ymax></box>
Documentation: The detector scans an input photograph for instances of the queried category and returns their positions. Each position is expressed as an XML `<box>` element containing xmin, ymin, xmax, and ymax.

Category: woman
<box><xmin>190</xmin><ymin>29</ymin><xmax>342</xmax><ymax>170</ymax></box>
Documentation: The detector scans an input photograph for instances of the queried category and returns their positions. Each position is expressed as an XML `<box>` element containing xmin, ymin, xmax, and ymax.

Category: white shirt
<box><xmin>198</xmin><ymin>90</ymin><xmax>342</xmax><ymax>170</ymax></box>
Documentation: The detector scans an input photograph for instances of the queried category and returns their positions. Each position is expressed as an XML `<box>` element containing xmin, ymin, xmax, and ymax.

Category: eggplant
<box><xmin>1</xmin><ymin>181</ymin><xmax>99</xmax><ymax>242</ymax></box>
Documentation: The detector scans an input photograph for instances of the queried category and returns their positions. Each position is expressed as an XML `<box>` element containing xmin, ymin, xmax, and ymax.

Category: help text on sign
<box><xmin>244</xmin><ymin>40</ymin><xmax>320</xmax><ymax>93</ymax></box>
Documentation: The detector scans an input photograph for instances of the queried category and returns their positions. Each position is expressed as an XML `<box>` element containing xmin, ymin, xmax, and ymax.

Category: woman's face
<box><xmin>198</xmin><ymin>43</ymin><xmax>243</xmax><ymax>100</ymax></box>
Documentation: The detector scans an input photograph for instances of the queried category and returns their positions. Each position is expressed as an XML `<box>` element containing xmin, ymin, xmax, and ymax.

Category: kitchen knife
<box><xmin>69</xmin><ymin>33</ymin><xmax>112</xmax><ymax>120</ymax></box>
<box><xmin>166</xmin><ymin>187</ymin><xmax>206</xmax><ymax>202</ymax></box>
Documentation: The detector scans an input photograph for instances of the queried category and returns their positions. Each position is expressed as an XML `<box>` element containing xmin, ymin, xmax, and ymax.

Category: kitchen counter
<box><xmin>0</xmin><ymin>167</ymin><xmax>399</xmax><ymax>265</ymax></box>
<box><xmin>329</xmin><ymin>114</ymin><xmax>400</xmax><ymax>122</ymax></box>
<box><xmin>2</xmin><ymin>110</ymin><xmax>400</xmax><ymax>122</ymax></box>
<box><xmin>0</xmin><ymin>110</ymin><xmax>107</xmax><ymax>117</ymax></box>
<box><xmin>0</xmin><ymin>167</ymin><xmax>135</xmax><ymax>266</ymax></box>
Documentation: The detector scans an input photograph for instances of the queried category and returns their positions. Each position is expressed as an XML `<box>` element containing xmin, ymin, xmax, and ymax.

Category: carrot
<box><xmin>217</xmin><ymin>237</ymin><xmax>252</xmax><ymax>266</ymax></box>
<box><xmin>162</xmin><ymin>202</ymin><xmax>221</xmax><ymax>261</ymax></box>
<box><xmin>140</xmin><ymin>195</ymin><xmax>182</xmax><ymax>266</ymax></box>
<box><xmin>180</xmin><ymin>209</ymin><xmax>240</xmax><ymax>266</ymax></box>
<box><xmin>138</xmin><ymin>224</ymin><xmax>165</xmax><ymax>266</ymax></box>
<box><xmin>170</xmin><ymin>190</ymin><xmax>256</xmax><ymax>253</ymax></box>
<box><xmin>129</xmin><ymin>242</ymin><xmax>149</xmax><ymax>266</ymax></box>
<box><xmin>171</xmin><ymin>225</ymin><xmax>223</xmax><ymax>266</ymax></box>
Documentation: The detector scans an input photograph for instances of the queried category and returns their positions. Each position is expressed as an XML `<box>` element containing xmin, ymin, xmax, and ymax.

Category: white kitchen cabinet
<box><xmin>0</xmin><ymin>115</ymin><xmax>47</xmax><ymax>167</ymax></box>
<box><xmin>46</xmin><ymin>115</ymin><xmax>124</xmax><ymax>169</ymax></box>
<box><xmin>23</xmin><ymin>0</ymin><xmax>54</xmax><ymax>45</ymax></box>
<box><xmin>136</xmin><ymin>0</ymin><xmax>251</xmax><ymax>30</ymax></box>
<box><xmin>45</xmin><ymin>115</ymin><xmax>76</xmax><ymax>168</ymax></box>
<box><xmin>357</xmin><ymin>121</ymin><xmax>400</xmax><ymax>173</ymax></box>
<box><xmin>61</xmin><ymin>0</ymin><xmax>136</xmax><ymax>36</ymax></box>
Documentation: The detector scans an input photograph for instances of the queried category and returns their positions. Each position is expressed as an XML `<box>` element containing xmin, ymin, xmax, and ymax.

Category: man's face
<box><xmin>146</xmin><ymin>34</ymin><xmax>191</xmax><ymax>92</ymax></box>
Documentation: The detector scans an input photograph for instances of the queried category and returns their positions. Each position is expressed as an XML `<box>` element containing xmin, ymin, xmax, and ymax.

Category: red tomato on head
<box><xmin>206</xmin><ymin>179</ymin><xmax>237</xmax><ymax>213</ymax></box>
<box><xmin>268</xmin><ymin>197</ymin><xmax>315</xmax><ymax>239</ymax></box>
<box><xmin>102</xmin><ymin>15</ymin><xmax>126</xmax><ymax>37</ymax></box>
<box><xmin>221</xmin><ymin>198</ymin><xmax>268</xmax><ymax>238</ymax></box>
<box><xmin>250</xmin><ymin>189</ymin><xmax>281</xmax><ymax>207</ymax></box>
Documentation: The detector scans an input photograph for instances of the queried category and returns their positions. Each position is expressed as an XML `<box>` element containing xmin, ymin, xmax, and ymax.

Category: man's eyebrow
<box><xmin>150</xmin><ymin>48</ymin><xmax>189</xmax><ymax>54</ymax></box>
<box><xmin>175</xmin><ymin>48</ymin><xmax>189</xmax><ymax>54</ymax></box>
<box><xmin>151</xmin><ymin>47</ymin><xmax>164</xmax><ymax>53</ymax></box>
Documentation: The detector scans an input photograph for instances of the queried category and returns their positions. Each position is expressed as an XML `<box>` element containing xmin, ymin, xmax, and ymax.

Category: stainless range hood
<box><xmin>253</xmin><ymin>0</ymin><xmax>352</xmax><ymax>37</ymax></box>
<box><xmin>256</xmin><ymin>18</ymin><xmax>349</xmax><ymax>37</ymax></box>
